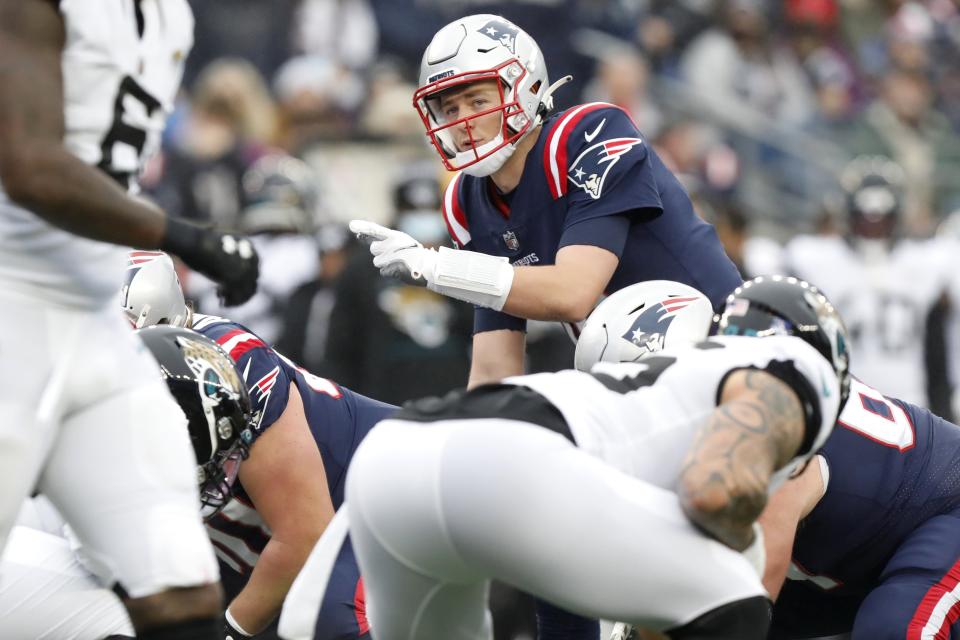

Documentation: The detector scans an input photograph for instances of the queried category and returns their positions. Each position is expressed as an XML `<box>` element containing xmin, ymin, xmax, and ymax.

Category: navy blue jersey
<box><xmin>786</xmin><ymin>377</ymin><xmax>960</xmax><ymax>596</ymax></box>
<box><xmin>441</xmin><ymin>102</ymin><xmax>741</xmax><ymax>334</ymax></box>
<box><xmin>191</xmin><ymin>313</ymin><xmax>396</xmax><ymax>576</ymax></box>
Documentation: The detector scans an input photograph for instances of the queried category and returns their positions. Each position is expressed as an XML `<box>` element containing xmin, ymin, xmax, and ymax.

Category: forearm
<box><xmin>2</xmin><ymin>141</ymin><xmax>166</xmax><ymax>248</ymax></box>
<box><xmin>228</xmin><ymin>538</ymin><xmax>313</xmax><ymax>634</ymax></box>
<box><xmin>467</xmin><ymin>330</ymin><xmax>525</xmax><ymax>388</ymax></box>
<box><xmin>500</xmin><ymin>265</ymin><xmax>599</xmax><ymax>322</ymax></box>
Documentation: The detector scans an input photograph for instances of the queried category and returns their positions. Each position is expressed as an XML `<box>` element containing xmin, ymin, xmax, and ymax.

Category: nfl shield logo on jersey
<box><xmin>502</xmin><ymin>230</ymin><xmax>520</xmax><ymax>251</ymax></box>
<box><xmin>476</xmin><ymin>18</ymin><xmax>519</xmax><ymax>54</ymax></box>
<box><xmin>568</xmin><ymin>138</ymin><xmax>644</xmax><ymax>200</ymax></box>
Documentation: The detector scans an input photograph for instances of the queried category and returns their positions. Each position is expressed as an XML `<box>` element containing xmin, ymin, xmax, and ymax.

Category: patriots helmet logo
<box><xmin>621</xmin><ymin>296</ymin><xmax>700</xmax><ymax>356</ymax></box>
<box><xmin>568</xmin><ymin>138</ymin><xmax>643</xmax><ymax>200</ymax></box>
<box><xmin>477</xmin><ymin>18</ymin><xmax>519</xmax><ymax>54</ymax></box>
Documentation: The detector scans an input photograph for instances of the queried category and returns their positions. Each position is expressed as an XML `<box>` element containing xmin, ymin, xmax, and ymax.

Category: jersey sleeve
<box><xmin>210</xmin><ymin>327</ymin><xmax>292</xmax><ymax>444</ymax></box>
<box><xmin>758</xmin><ymin>338</ymin><xmax>842</xmax><ymax>461</ymax></box>
<box><xmin>474</xmin><ymin>306</ymin><xmax>527</xmax><ymax>335</ymax></box>
<box><xmin>543</xmin><ymin>105</ymin><xmax>664</xmax><ymax>244</ymax></box>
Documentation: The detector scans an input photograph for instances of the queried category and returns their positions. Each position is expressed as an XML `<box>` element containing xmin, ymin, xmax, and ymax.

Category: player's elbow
<box><xmin>549</xmin><ymin>292</ymin><xmax>597</xmax><ymax>323</ymax></box>
<box><xmin>679</xmin><ymin>480</ymin><xmax>766</xmax><ymax>551</ymax></box>
<box><xmin>0</xmin><ymin>145</ymin><xmax>47</xmax><ymax>208</ymax></box>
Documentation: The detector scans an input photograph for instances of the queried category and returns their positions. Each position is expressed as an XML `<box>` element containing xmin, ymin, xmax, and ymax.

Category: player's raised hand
<box><xmin>160</xmin><ymin>217</ymin><xmax>260</xmax><ymax>306</ymax></box>
<box><xmin>350</xmin><ymin>219</ymin><xmax>436</xmax><ymax>285</ymax></box>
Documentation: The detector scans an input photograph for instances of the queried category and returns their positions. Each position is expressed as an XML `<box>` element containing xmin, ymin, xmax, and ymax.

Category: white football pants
<box><xmin>0</xmin><ymin>524</ymin><xmax>134</xmax><ymax>639</ymax></box>
<box><xmin>345</xmin><ymin>418</ymin><xmax>766</xmax><ymax>640</ymax></box>
<box><xmin>0</xmin><ymin>293</ymin><xmax>219</xmax><ymax>598</ymax></box>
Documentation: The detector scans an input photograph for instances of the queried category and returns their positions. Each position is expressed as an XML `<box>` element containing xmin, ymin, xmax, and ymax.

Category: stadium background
<box><xmin>140</xmin><ymin>2</ymin><xmax>960</xmax><ymax>637</ymax></box>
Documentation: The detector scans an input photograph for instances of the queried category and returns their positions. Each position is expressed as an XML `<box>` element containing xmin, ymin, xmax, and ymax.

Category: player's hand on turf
<box><xmin>350</xmin><ymin>219</ymin><xmax>437</xmax><ymax>287</ymax></box>
<box><xmin>160</xmin><ymin>217</ymin><xmax>260</xmax><ymax>306</ymax></box>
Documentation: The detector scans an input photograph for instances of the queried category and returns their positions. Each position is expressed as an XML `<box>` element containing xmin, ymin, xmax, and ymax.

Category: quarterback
<box><xmin>351</xmin><ymin>14</ymin><xmax>741</xmax><ymax>388</ymax></box>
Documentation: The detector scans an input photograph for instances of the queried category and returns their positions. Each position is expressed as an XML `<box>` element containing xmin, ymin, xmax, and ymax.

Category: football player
<box><xmin>580</xmin><ymin>279</ymin><xmax>960</xmax><ymax>639</ymax></box>
<box><xmin>780</xmin><ymin>156</ymin><xmax>957</xmax><ymax>410</ymax></box>
<box><xmin>0</xmin><ymin>1</ymin><xmax>259</xmax><ymax>637</ymax></box>
<box><xmin>321</xmin><ymin>276</ymin><xmax>849</xmax><ymax>640</ymax></box>
<box><xmin>125</xmin><ymin>252</ymin><xmax>395</xmax><ymax>639</ymax></box>
<box><xmin>0</xmin><ymin>328</ymin><xmax>253</xmax><ymax>640</ymax></box>
<box><xmin>349</xmin><ymin>13</ymin><xmax>742</xmax><ymax>389</ymax></box>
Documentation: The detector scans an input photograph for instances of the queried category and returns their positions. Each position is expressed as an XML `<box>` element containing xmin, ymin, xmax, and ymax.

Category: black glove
<box><xmin>161</xmin><ymin>217</ymin><xmax>259</xmax><ymax>306</ymax></box>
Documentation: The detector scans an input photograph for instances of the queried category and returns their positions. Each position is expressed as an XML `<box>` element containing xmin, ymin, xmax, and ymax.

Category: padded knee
<box><xmin>666</xmin><ymin>596</ymin><xmax>771</xmax><ymax>640</ymax></box>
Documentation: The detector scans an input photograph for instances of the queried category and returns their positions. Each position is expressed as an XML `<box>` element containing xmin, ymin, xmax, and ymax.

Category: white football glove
<box><xmin>350</xmin><ymin>219</ymin><xmax>437</xmax><ymax>286</ymax></box>
<box><xmin>609</xmin><ymin>623</ymin><xmax>634</xmax><ymax>640</ymax></box>
<box><xmin>350</xmin><ymin>219</ymin><xmax>515</xmax><ymax>310</ymax></box>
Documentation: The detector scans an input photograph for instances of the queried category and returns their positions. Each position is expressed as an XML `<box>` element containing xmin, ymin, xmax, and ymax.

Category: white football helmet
<box><xmin>120</xmin><ymin>251</ymin><xmax>191</xmax><ymax>329</ymax></box>
<box><xmin>414</xmin><ymin>14</ymin><xmax>563</xmax><ymax>177</ymax></box>
<box><xmin>574</xmin><ymin>280</ymin><xmax>715</xmax><ymax>371</ymax></box>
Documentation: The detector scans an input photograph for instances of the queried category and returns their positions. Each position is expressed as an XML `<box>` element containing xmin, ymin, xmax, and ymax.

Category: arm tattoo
<box><xmin>678</xmin><ymin>369</ymin><xmax>804</xmax><ymax>550</ymax></box>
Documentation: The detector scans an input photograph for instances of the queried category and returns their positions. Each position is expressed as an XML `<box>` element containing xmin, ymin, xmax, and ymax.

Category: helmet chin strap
<box><xmin>535</xmin><ymin>75</ymin><xmax>573</xmax><ymax>125</ymax></box>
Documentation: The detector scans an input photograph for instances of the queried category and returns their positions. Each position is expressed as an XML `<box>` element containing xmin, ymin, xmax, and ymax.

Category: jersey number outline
<box><xmin>98</xmin><ymin>76</ymin><xmax>162</xmax><ymax>182</ymax></box>
<box><xmin>836</xmin><ymin>379</ymin><xmax>915</xmax><ymax>451</ymax></box>
<box><xmin>277</xmin><ymin>353</ymin><xmax>342</xmax><ymax>399</ymax></box>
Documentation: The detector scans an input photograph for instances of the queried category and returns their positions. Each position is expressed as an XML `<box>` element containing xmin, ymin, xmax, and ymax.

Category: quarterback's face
<box><xmin>436</xmin><ymin>80</ymin><xmax>503</xmax><ymax>151</ymax></box>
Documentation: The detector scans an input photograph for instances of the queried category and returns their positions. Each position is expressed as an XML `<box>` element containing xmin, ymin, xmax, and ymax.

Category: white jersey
<box><xmin>785</xmin><ymin>234</ymin><xmax>954</xmax><ymax>408</ymax></box>
<box><xmin>0</xmin><ymin>0</ymin><xmax>193</xmax><ymax>308</ymax></box>
<box><xmin>505</xmin><ymin>335</ymin><xmax>841</xmax><ymax>490</ymax></box>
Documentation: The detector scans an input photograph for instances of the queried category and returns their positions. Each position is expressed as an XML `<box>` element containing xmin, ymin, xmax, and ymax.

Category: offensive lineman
<box><xmin>579</xmin><ymin>280</ymin><xmax>960</xmax><ymax>639</ymax></box>
<box><xmin>124</xmin><ymin>251</ymin><xmax>394</xmax><ymax>639</ymax></box>
<box><xmin>350</xmin><ymin>13</ymin><xmax>741</xmax><ymax>389</ymax></box>
<box><xmin>332</xmin><ymin>276</ymin><xmax>850</xmax><ymax>640</ymax></box>
<box><xmin>0</xmin><ymin>1</ymin><xmax>259</xmax><ymax>638</ymax></box>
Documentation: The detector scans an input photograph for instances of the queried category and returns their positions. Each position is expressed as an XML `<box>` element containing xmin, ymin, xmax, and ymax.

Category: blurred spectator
<box><xmin>325</xmin><ymin>164</ymin><xmax>473</xmax><ymax>405</ymax></box>
<box><xmin>680</xmin><ymin>0</ymin><xmax>818</xmax><ymax>126</ymax></box>
<box><xmin>583</xmin><ymin>49</ymin><xmax>663</xmax><ymax>137</ymax></box>
<box><xmin>845</xmin><ymin>67</ymin><xmax>960</xmax><ymax>231</ymax></box>
<box><xmin>358</xmin><ymin>58</ymin><xmax>424</xmax><ymax>141</ymax></box>
<box><xmin>276</xmin><ymin>224</ymin><xmax>354</xmax><ymax>374</ymax></box>
<box><xmin>189</xmin><ymin>154</ymin><xmax>323</xmax><ymax>343</ymax></box>
<box><xmin>786</xmin><ymin>0</ymin><xmax>860</xmax><ymax>121</ymax></box>
<box><xmin>273</xmin><ymin>55</ymin><xmax>366</xmax><ymax>152</ymax></box>
<box><xmin>147</xmin><ymin>58</ymin><xmax>275</xmax><ymax>226</ymax></box>
<box><xmin>294</xmin><ymin>0</ymin><xmax>379</xmax><ymax>71</ymax></box>
<box><xmin>185</xmin><ymin>0</ymin><xmax>298</xmax><ymax>87</ymax></box>
<box><xmin>638</xmin><ymin>0</ymin><xmax>720</xmax><ymax>73</ymax></box>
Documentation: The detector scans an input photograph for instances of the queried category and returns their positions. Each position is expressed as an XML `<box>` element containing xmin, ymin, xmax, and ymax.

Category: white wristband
<box><xmin>225</xmin><ymin>608</ymin><xmax>253</xmax><ymax>638</ymax></box>
<box><xmin>428</xmin><ymin>246</ymin><xmax>515</xmax><ymax>310</ymax></box>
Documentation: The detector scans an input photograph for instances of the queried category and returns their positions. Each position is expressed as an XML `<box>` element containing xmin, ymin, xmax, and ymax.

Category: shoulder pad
<box><xmin>542</xmin><ymin>103</ymin><xmax>645</xmax><ymax>200</ymax></box>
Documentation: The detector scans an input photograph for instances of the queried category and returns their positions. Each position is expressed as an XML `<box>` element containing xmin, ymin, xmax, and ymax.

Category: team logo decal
<box><xmin>568</xmin><ymin>137</ymin><xmax>643</xmax><ymax>200</ymax></box>
<box><xmin>477</xmin><ymin>18</ymin><xmax>519</xmax><ymax>54</ymax></box>
<box><xmin>502</xmin><ymin>230</ymin><xmax>520</xmax><ymax>251</ymax></box>
<box><xmin>621</xmin><ymin>296</ymin><xmax>699</xmax><ymax>355</ymax></box>
<box><xmin>178</xmin><ymin>336</ymin><xmax>244</xmax><ymax>395</ymax></box>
